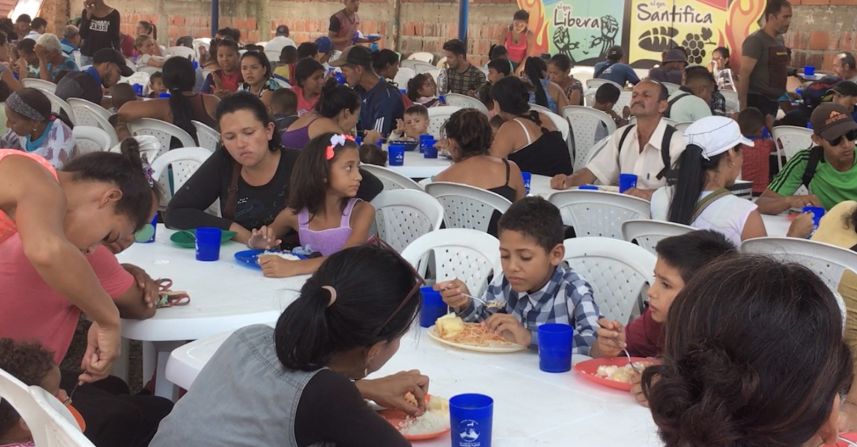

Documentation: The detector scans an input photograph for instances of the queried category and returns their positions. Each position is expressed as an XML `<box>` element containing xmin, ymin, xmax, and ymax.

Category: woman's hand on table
<box><xmin>591</xmin><ymin>318</ymin><xmax>625</xmax><ymax>358</ymax></box>
<box><xmin>786</xmin><ymin>213</ymin><xmax>814</xmax><ymax>239</ymax></box>
<box><xmin>485</xmin><ymin>313</ymin><xmax>532</xmax><ymax>347</ymax></box>
<box><xmin>247</xmin><ymin>225</ymin><xmax>281</xmax><ymax>249</ymax></box>
<box><xmin>123</xmin><ymin>263</ymin><xmax>158</xmax><ymax>308</ymax></box>
<box><xmin>258</xmin><ymin>255</ymin><xmax>300</xmax><ymax>278</ymax></box>
<box><xmin>357</xmin><ymin>370</ymin><xmax>430</xmax><ymax>416</ymax></box>
<box><xmin>550</xmin><ymin>174</ymin><xmax>571</xmax><ymax>190</ymax></box>
<box><xmin>434</xmin><ymin>279</ymin><xmax>471</xmax><ymax>310</ymax></box>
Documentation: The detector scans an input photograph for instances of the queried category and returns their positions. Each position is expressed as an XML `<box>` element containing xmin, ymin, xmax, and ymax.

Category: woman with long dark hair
<box><xmin>238</xmin><ymin>50</ymin><xmax>281</xmax><ymax>109</ymax></box>
<box><xmin>116</xmin><ymin>56</ymin><xmax>220</xmax><ymax>145</ymax></box>
<box><xmin>523</xmin><ymin>57</ymin><xmax>568</xmax><ymax>113</ymax></box>
<box><xmin>489</xmin><ymin>76</ymin><xmax>571</xmax><ymax>176</ymax></box>
<box><xmin>643</xmin><ymin>255</ymin><xmax>851</xmax><ymax>447</ymax></box>
<box><xmin>280</xmin><ymin>79</ymin><xmax>361</xmax><ymax>150</ymax></box>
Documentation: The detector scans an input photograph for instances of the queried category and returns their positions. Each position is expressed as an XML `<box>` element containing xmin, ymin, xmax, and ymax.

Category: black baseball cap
<box><xmin>831</xmin><ymin>80</ymin><xmax>857</xmax><ymax>98</ymax></box>
<box><xmin>93</xmin><ymin>48</ymin><xmax>134</xmax><ymax>76</ymax></box>
<box><xmin>330</xmin><ymin>45</ymin><xmax>372</xmax><ymax>68</ymax></box>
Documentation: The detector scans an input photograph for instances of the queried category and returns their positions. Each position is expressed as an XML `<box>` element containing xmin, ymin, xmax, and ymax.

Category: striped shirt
<box><xmin>457</xmin><ymin>262</ymin><xmax>601</xmax><ymax>354</ymax></box>
<box><xmin>768</xmin><ymin>147</ymin><xmax>857</xmax><ymax>210</ymax></box>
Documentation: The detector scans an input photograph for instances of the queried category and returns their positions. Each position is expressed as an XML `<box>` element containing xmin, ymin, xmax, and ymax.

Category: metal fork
<box><xmin>463</xmin><ymin>293</ymin><xmax>506</xmax><ymax>309</ymax></box>
<box><xmin>840</xmin><ymin>436</ymin><xmax>857</xmax><ymax>447</ymax></box>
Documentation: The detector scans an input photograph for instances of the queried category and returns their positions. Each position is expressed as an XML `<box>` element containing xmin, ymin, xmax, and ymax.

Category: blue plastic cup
<box><xmin>802</xmin><ymin>205</ymin><xmax>826</xmax><ymax>228</ymax></box>
<box><xmin>538</xmin><ymin>323</ymin><xmax>573</xmax><ymax>373</ymax></box>
<box><xmin>423</xmin><ymin>142</ymin><xmax>438</xmax><ymax>159</ymax></box>
<box><xmin>420</xmin><ymin>287</ymin><xmax>447</xmax><ymax>328</ymax></box>
<box><xmin>132</xmin><ymin>83</ymin><xmax>144</xmax><ymax>97</ymax></box>
<box><xmin>449</xmin><ymin>394</ymin><xmax>493</xmax><ymax>447</ymax></box>
<box><xmin>521</xmin><ymin>171</ymin><xmax>532</xmax><ymax>194</ymax></box>
<box><xmin>133</xmin><ymin>212</ymin><xmax>158</xmax><ymax>243</ymax></box>
<box><xmin>388</xmin><ymin>144</ymin><xmax>405</xmax><ymax>166</ymax></box>
<box><xmin>619</xmin><ymin>173</ymin><xmax>638</xmax><ymax>193</ymax></box>
<box><xmin>804</xmin><ymin>65</ymin><xmax>816</xmax><ymax>76</ymax></box>
<box><xmin>195</xmin><ymin>227</ymin><xmax>222</xmax><ymax>261</ymax></box>
<box><xmin>419</xmin><ymin>134</ymin><xmax>435</xmax><ymax>154</ymax></box>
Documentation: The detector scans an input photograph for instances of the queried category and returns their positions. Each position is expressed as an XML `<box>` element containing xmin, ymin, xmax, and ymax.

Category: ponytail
<box><xmin>524</xmin><ymin>57</ymin><xmax>548</xmax><ymax>109</ymax></box>
<box><xmin>667</xmin><ymin>145</ymin><xmax>719</xmax><ymax>225</ymax></box>
<box><xmin>162</xmin><ymin>57</ymin><xmax>199</xmax><ymax>144</ymax></box>
<box><xmin>275</xmin><ymin>245</ymin><xmax>421</xmax><ymax>372</ymax></box>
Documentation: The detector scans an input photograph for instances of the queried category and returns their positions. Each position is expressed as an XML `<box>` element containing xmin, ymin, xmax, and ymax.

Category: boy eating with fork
<box><xmin>435</xmin><ymin>197</ymin><xmax>601</xmax><ymax>353</ymax></box>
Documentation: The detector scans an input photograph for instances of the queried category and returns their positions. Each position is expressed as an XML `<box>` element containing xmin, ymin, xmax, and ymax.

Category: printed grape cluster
<box><xmin>681</xmin><ymin>33</ymin><xmax>707</xmax><ymax>64</ymax></box>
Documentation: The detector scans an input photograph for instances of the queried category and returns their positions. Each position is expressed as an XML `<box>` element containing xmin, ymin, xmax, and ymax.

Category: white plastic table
<box><xmin>528</xmin><ymin>174</ymin><xmax>619</xmax><ymax>199</ymax></box>
<box><xmin>166</xmin><ymin>327</ymin><xmax>661</xmax><ymax>446</ymax></box>
<box><xmin>116</xmin><ymin>225</ymin><xmax>307</xmax><ymax>398</ymax></box>
<box><xmin>387</xmin><ymin>151</ymin><xmax>452</xmax><ymax>179</ymax></box>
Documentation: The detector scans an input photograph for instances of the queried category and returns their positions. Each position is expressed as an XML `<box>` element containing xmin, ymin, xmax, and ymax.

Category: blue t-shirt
<box><xmin>355</xmin><ymin>78</ymin><xmax>404</xmax><ymax>138</ymax></box>
<box><xmin>594</xmin><ymin>61</ymin><xmax>640</xmax><ymax>87</ymax></box>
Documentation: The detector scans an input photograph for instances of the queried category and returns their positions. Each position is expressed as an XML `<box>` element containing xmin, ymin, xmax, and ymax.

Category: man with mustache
<box><xmin>551</xmin><ymin>79</ymin><xmax>687</xmax><ymax>200</ymax></box>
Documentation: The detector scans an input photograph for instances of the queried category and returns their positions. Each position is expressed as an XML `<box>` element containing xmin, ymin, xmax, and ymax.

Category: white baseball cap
<box><xmin>683</xmin><ymin>116</ymin><xmax>754</xmax><ymax>160</ymax></box>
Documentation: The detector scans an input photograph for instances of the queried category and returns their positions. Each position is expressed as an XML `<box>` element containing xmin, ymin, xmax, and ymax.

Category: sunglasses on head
<box><xmin>367</xmin><ymin>237</ymin><xmax>426</xmax><ymax>336</ymax></box>
<box><xmin>826</xmin><ymin>129</ymin><xmax>857</xmax><ymax>146</ymax></box>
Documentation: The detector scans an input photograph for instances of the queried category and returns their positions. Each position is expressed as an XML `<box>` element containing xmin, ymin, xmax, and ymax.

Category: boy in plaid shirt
<box><xmin>436</xmin><ymin>197</ymin><xmax>600</xmax><ymax>353</ymax></box>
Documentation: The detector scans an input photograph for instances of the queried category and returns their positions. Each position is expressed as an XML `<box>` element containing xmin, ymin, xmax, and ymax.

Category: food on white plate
<box><xmin>397</xmin><ymin>396</ymin><xmax>450</xmax><ymax>436</ymax></box>
<box><xmin>435</xmin><ymin>313</ymin><xmax>465</xmax><ymax>338</ymax></box>
<box><xmin>258</xmin><ymin>252</ymin><xmax>300</xmax><ymax>263</ymax></box>
<box><xmin>595</xmin><ymin>363</ymin><xmax>649</xmax><ymax>383</ymax></box>
<box><xmin>434</xmin><ymin>313</ymin><xmax>513</xmax><ymax>346</ymax></box>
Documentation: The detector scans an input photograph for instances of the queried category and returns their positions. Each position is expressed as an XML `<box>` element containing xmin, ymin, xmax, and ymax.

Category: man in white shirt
<box><xmin>833</xmin><ymin>53</ymin><xmax>857</xmax><ymax>83</ymax></box>
<box><xmin>666</xmin><ymin>69</ymin><xmax>714</xmax><ymax>124</ymax></box>
<box><xmin>551</xmin><ymin>79</ymin><xmax>688</xmax><ymax>199</ymax></box>
<box><xmin>265</xmin><ymin>25</ymin><xmax>297</xmax><ymax>54</ymax></box>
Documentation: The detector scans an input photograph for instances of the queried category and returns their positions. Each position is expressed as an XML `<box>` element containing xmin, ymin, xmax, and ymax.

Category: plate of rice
<box><xmin>574</xmin><ymin>357</ymin><xmax>654</xmax><ymax>391</ymax></box>
<box><xmin>378</xmin><ymin>395</ymin><xmax>450</xmax><ymax>441</ymax></box>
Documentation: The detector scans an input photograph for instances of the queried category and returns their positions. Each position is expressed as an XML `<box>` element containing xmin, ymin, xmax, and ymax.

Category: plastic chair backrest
<box><xmin>771</xmin><ymin>125</ymin><xmax>813</xmax><ymax>166</ymax></box>
<box><xmin>427</xmin><ymin>105</ymin><xmax>463</xmax><ymax>139</ymax></box>
<box><xmin>401</xmin><ymin>229</ymin><xmax>500</xmax><ymax>297</ymax></box>
<box><xmin>563</xmin><ymin>237</ymin><xmax>656</xmax><ymax>324</ymax></box>
<box><xmin>425</xmin><ymin>182</ymin><xmax>512</xmax><ymax>232</ymax></box>
<box><xmin>40</xmin><ymin>89</ymin><xmax>77</xmax><ymax>124</ymax></box>
<box><xmin>394</xmin><ymin>67</ymin><xmax>416</xmax><ymax>89</ymax></box>
<box><xmin>530</xmin><ymin>107</ymin><xmax>570</xmax><ymax>142</ymax></box>
<box><xmin>549</xmin><ymin>190</ymin><xmax>651</xmax><ymax>239</ymax></box>
<box><xmin>167</xmin><ymin>46</ymin><xmax>196</xmax><ymax>60</ymax></box>
<box><xmin>127</xmin><ymin>118</ymin><xmax>197</xmax><ymax>160</ymax></box>
<box><xmin>72</xmin><ymin>125</ymin><xmax>112</xmax><ymax>154</ymax></box>
<box><xmin>29</xmin><ymin>385</ymin><xmax>95</xmax><ymax>447</ymax></box>
<box><xmin>22</xmin><ymin>78</ymin><xmax>57</xmax><ymax>93</ymax></box>
<box><xmin>150</xmin><ymin>147</ymin><xmax>213</xmax><ymax>198</ymax></box>
<box><xmin>621</xmin><ymin>219</ymin><xmax>695</xmax><ymax>255</ymax></box>
<box><xmin>192</xmin><ymin>120</ymin><xmax>220</xmax><ymax>152</ymax></box>
<box><xmin>562</xmin><ymin>105</ymin><xmax>616</xmax><ymax>172</ymax></box>
<box><xmin>585</xmin><ymin>78</ymin><xmax>622</xmax><ymax>90</ymax></box>
<box><xmin>67</xmin><ymin>98</ymin><xmax>119</xmax><ymax>146</ymax></box>
<box><xmin>407</xmin><ymin>52</ymin><xmax>435</xmax><ymax>64</ymax></box>
<box><xmin>372</xmin><ymin>189</ymin><xmax>444</xmax><ymax>252</ymax></box>
<box><xmin>361</xmin><ymin>164</ymin><xmax>423</xmax><ymax>190</ymax></box>
<box><xmin>444</xmin><ymin>93</ymin><xmax>489</xmax><ymax>114</ymax></box>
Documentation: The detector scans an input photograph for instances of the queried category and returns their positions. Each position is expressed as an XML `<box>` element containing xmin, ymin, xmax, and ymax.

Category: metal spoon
<box><xmin>622</xmin><ymin>348</ymin><xmax>643</xmax><ymax>373</ymax></box>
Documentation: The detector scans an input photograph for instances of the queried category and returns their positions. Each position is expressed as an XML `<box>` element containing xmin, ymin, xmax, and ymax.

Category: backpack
<box><xmin>617</xmin><ymin>123</ymin><xmax>677</xmax><ymax>183</ymax></box>
<box><xmin>801</xmin><ymin>146</ymin><xmax>824</xmax><ymax>189</ymax></box>
<box><xmin>664</xmin><ymin>92</ymin><xmax>692</xmax><ymax>119</ymax></box>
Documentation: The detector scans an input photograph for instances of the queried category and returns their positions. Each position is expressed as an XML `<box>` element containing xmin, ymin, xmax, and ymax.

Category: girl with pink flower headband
<box><xmin>247</xmin><ymin>132</ymin><xmax>376</xmax><ymax>278</ymax></box>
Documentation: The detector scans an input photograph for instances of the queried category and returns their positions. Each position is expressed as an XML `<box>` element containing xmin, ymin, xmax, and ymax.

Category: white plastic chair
<box><xmin>393</xmin><ymin>67</ymin><xmax>416</xmax><ymax>89</ymax></box>
<box><xmin>22</xmin><ymin>77</ymin><xmax>57</xmax><ymax>93</ymax></box>
<box><xmin>621</xmin><ymin>219</ymin><xmax>695</xmax><ymax>255</ymax></box>
<box><xmin>73</xmin><ymin>125</ymin><xmax>112</xmax><ymax>154</ymax></box>
<box><xmin>372</xmin><ymin>189</ymin><xmax>444</xmax><ymax>253</ymax></box>
<box><xmin>412</xmin><ymin>62</ymin><xmax>439</xmax><ymax>75</ymax></box>
<box><xmin>401</xmin><ymin>229</ymin><xmax>500</xmax><ymax>298</ymax></box>
<box><xmin>721</xmin><ymin>89</ymin><xmax>740</xmax><ymax>113</ymax></box>
<box><xmin>531</xmin><ymin>107</ymin><xmax>570</xmax><ymax>143</ymax></box>
<box><xmin>614</xmin><ymin>91</ymin><xmax>633</xmax><ymax>115</ymax></box>
<box><xmin>192</xmin><ymin>120</ymin><xmax>219</xmax><ymax>151</ymax></box>
<box><xmin>192</xmin><ymin>39</ymin><xmax>210</xmax><ymax>61</ymax></box>
<box><xmin>425</xmin><ymin>182</ymin><xmax>512</xmax><ymax>233</ymax></box>
<box><xmin>586</xmin><ymin>78</ymin><xmax>622</xmax><ymax>90</ymax></box>
<box><xmin>444</xmin><ymin>93</ymin><xmax>489</xmax><ymax>114</ymax></box>
<box><xmin>562</xmin><ymin>105</ymin><xmax>616</xmax><ymax>172</ymax></box>
<box><xmin>127</xmin><ymin>118</ymin><xmax>197</xmax><ymax>160</ymax></box>
<box><xmin>166</xmin><ymin>331</ymin><xmax>233</xmax><ymax>390</ymax></box>
<box><xmin>741</xmin><ymin>237</ymin><xmax>853</xmax><ymax>324</ymax></box>
<box><xmin>0</xmin><ymin>368</ymin><xmax>94</xmax><ymax>447</ymax></box>
<box><xmin>408</xmin><ymin>52</ymin><xmax>435</xmax><ymax>64</ymax></box>
<box><xmin>563</xmin><ymin>237</ymin><xmax>656</xmax><ymax>324</ymax></box>
<box><xmin>548</xmin><ymin>190</ymin><xmax>651</xmax><ymax>239</ymax></box>
<box><xmin>123</xmin><ymin>71</ymin><xmax>151</xmax><ymax>88</ymax></box>
<box><xmin>361</xmin><ymin>164</ymin><xmax>423</xmax><ymax>190</ymax></box>
<box><xmin>150</xmin><ymin>147</ymin><xmax>213</xmax><ymax>199</ymax></box>
<box><xmin>427</xmin><ymin>105</ymin><xmax>463</xmax><ymax>139</ymax></box>
<box><xmin>771</xmin><ymin>125</ymin><xmax>813</xmax><ymax>168</ymax></box>
<box><xmin>40</xmin><ymin>89</ymin><xmax>77</xmax><ymax>124</ymax></box>
<box><xmin>67</xmin><ymin>98</ymin><xmax>119</xmax><ymax>146</ymax></box>
<box><xmin>166</xmin><ymin>46</ymin><xmax>196</xmax><ymax>60</ymax></box>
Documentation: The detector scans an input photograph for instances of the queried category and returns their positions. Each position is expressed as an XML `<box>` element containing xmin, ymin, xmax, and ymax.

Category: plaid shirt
<box><xmin>444</xmin><ymin>64</ymin><xmax>486</xmax><ymax>96</ymax></box>
<box><xmin>457</xmin><ymin>262</ymin><xmax>601</xmax><ymax>354</ymax></box>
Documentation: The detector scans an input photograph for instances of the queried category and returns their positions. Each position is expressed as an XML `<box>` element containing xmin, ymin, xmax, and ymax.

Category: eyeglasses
<box><xmin>826</xmin><ymin>130</ymin><xmax>857</xmax><ymax>146</ymax></box>
<box><xmin>368</xmin><ymin>237</ymin><xmax>426</xmax><ymax>336</ymax></box>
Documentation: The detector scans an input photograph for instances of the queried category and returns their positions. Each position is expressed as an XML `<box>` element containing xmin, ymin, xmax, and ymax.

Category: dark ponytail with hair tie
<box><xmin>667</xmin><ymin>144</ymin><xmax>724</xmax><ymax>225</ymax></box>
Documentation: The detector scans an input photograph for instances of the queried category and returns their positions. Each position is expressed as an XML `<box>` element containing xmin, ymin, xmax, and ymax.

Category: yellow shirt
<box><xmin>273</xmin><ymin>65</ymin><xmax>290</xmax><ymax>81</ymax></box>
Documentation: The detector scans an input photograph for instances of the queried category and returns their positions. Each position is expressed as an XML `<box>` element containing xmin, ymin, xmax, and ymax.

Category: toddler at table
<box><xmin>388</xmin><ymin>104</ymin><xmax>430</xmax><ymax>141</ymax></box>
<box><xmin>247</xmin><ymin>133</ymin><xmax>375</xmax><ymax>278</ymax></box>
<box><xmin>436</xmin><ymin>197</ymin><xmax>601</xmax><ymax>352</ymax></box>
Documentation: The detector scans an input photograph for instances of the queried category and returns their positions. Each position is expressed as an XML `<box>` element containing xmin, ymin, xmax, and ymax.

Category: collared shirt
<box><xmin>587</xmin><ymin>117</ymin><xmax>688</xmax><ymax>189</ymax></box>
<box><xmin>457</xmin><ymin>262</ymin><xmax>601</xmax><ymax>354</ymax></box>
<box><xmin>444</xmin><ymin>63</ymin><xmax>485</xmax><ymax>96</ymax></box>
<box><xmin>355</xmin><ymin>77</ymin><xmax>404</xmax><ymax>137</ymax></box>
<box><xmin>61</xmin><ymin>38</ymin><xmax>79</xmax><ymax>56</ymax></box>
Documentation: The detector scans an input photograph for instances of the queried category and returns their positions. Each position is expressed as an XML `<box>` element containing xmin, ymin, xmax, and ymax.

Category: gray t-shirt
<box><xmin>742</xmin><ymin>29</ymin><xmax>789</xmax><ymax>99</ymax></box>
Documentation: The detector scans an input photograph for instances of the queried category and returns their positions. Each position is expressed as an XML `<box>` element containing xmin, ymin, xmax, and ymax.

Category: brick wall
<box><xmin>787</xmin><ymin>0</ymin><xmax>857</xmax><ymax>71</ymax></box>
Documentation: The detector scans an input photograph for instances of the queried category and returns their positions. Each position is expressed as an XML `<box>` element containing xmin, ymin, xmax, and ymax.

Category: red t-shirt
<box><xmin>624</xmin><ymin>308</ymin><xmax>664</xmax><ymax>358</ymax></box>
<box><xmin>0</xmin><ymin>236</ymin><xmax>133</xmax><ymax>364</ymax></box>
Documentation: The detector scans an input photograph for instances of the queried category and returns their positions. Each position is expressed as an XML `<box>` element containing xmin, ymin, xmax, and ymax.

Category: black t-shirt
<box><xmin>164</xmin><ymin>148</ymin><xmax>383</xmax><ymax>232</ymax></box>
<box><xmin>79</xmin><ymin>9</ymin><xmax>121</xmax><ymax>56</ymax></box>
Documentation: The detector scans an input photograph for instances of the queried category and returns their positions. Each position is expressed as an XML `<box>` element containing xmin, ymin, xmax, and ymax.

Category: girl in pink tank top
<box><xmin>246</xmin><ymin>133</ymin><xmax>375</xmax><ymax>278</ymax></box>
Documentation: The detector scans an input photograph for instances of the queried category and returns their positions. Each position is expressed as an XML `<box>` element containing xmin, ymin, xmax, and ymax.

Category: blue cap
<box><xmin>315</xmin><ymin>36</ymin><xmax>333</xmax><ymax>54</ymax></box>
